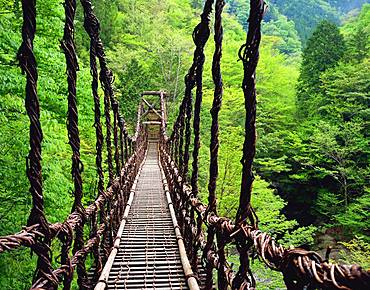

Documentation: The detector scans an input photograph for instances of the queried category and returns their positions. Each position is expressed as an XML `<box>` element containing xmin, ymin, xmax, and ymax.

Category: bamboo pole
<box><xmin>94</xmin><ymin>148</ymin><xmax>148</xmax><ymax>290</ymax></box>
<box><xmin>158</xmin><ymin>145</ymin><xmax>200</xmax><ymax>290</ymax></box>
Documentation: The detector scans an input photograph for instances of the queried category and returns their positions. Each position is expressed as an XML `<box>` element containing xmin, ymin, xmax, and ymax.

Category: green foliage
<box><xmin>338</xmin><ymin>236</ymin><xmax>370</xmax><ymax>267</ymax></box>
<box><xmin>196</xmin><ymin>31</ymin><xmax>317</xmax><ymax>248</ymax></box>
<box><xmin>288</xmin><ymin>4</ymin><xmax>369</xmax><ymax>243</ymax></box>
<box><xmin>281</xmin><ymin>226</ymin><xmax>318</xmax><ymax>249</ymax></box>
<box><xmin>309</xmin><ymin>120</ymin><xmax>368</xmax><ymax>206</ymax></box>
<box><xmin>262</xmin><ymin>10</ymin><xmax>301</xmax><ymax>55</ymax></box>
<box><xmin>327</xmin><ymin>0</ymin><xmax>370</xmax><ymax>13</ymax></box>
<box><xmin>0</xmin><ymin>0</ymin><xmax>21</xmax><ymax>15</ymax></box>
<box><xmin>228</xmin><ymin>250</ymin><xmax>286</xmax><ymax>289</ymax></box>
<box><xmin>250</xmin><ymin>259</ymin><xmax>286</xmax><ymax>289</ymax></box>
<box><xmin>342</xmin><ymin>4</ymin><xmax>370</xmax><ymax>62</ymax></box>
<box><xmin>226</xmin><ymin>0</ymin><xmax>368</xmax><ymax>54</ymax></box>
<box><xmin>0</xmin><ymin>1</ymin><xmax>100</xmax><ymax>287</ymax></box>
<box><xmin>315</xmin><ymin>190</ymin><xmax>341</xmax><ymax>221</ymax></box>
<box><xmin>270</xmin><ymin>0</ymin><xmax>340</xmax><ymax>43</ymax></box>
<box><xmin>320</xmin><ymin>60</ymin><xmax>370</xmax><ymax>121</ymax></box>
<box><xmin>336</xmin><ymin>194</ymin><xmax>370</xmax><ymax>237</ymax></box>
<box><xmin>116</xmin><ymin>59</ymin><xmax>152</xmax><ymax>120</ymax></box>
<box><xmin>74</xmin><ymin>0</ymin><xmax>196</xmax><ymax>126</ymax></box>
<box><xmin>226</xmin><ymin>0</ymin><xmax>303</xmax><ymax>55</ymax></box>
<box><xmin>1</xmin><ymin>0</ymin><xmax>369</xmax><ymax>288</ymax></box>
<box><xmin>297</xmin><ymin>20</ymin><xmax>345</xmax><ymax>117</ymax></box>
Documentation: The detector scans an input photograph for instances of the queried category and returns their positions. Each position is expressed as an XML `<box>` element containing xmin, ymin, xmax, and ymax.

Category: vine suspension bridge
<box><xmin>0</xmin><ymin>0</ymin><xmax>369</xmax><ymax>289</ymax></box>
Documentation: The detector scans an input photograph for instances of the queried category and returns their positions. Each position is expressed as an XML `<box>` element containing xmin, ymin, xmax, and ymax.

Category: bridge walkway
<box><xmin>101</xmin><ymin>142</ymin><xmax>191</xmax><ymax>289</ymax></box>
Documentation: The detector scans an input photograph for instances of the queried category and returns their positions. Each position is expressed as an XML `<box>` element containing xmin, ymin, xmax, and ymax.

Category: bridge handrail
<box><xmin>159</xmin><ymin>144</ymin><xmax>370</xmax><ymax>289</ymax></box>
<box><xmin>157</xmin><ymin>0</ymin><xmax>370</xmax><ymax>289</ymax></box>
<box><xmin>0</xmin><ymin>0</ymin><xmax>148</xmax><ymax>288</ymax></box>
<box><xmin>1</xmin><ymin>0</ymin><xmax>369</xmax><ymax>289</ymax></box>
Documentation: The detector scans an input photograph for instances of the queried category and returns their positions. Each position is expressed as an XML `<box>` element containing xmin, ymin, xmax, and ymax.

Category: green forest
<box><xmin>0</xmin><ymin>0</ymin><xmax>369</xmax><ymax>289</ymax></box>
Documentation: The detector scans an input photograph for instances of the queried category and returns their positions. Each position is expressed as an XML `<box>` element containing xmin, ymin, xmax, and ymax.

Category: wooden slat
<box><xmin>99</xmin><ymin>142</ymin><xmax>192</xmax><ymax>289</ymax></box>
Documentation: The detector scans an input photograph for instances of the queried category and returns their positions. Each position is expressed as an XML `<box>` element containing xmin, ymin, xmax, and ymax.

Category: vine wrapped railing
<box><xmin>1</xmin><ymin>0</ymin><xmax>370</xmax><ymax>289</ymax></box>
<box><xmin>0</xmin><ymin>0</ymin><xmax>147</xmax><ymax>289</ymax></box>
<box><xmin>159</xmin><ymin>0</ymin><xmax>370</xmax><ymax>289</ymax></box>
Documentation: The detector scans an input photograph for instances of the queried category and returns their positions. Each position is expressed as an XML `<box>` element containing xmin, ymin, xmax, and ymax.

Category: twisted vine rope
<box><xmin>16</xmin><ymin>0</ymin><xmax>55</xmax><ymax>285</ymax></box>
<box><xmin>0</xmin><ymin>0</ymin><xmax>145</xmax><ymax>289</ymax></box>
<box><xmin>61</xmin><ymin>0</ymin><xmax>89</xmax><ymax>287</ymax></box>
<box><xmin>159</xmin><ymin>144</ymin><xmax>370</xmax><ymax>290</ymax></box>
<box><xmin>1</xmin><ymin>0</ymin><xmax>370</xmax><ymax>289</ymax></box>
<box><xmin>161</xmin><ymin>0</ymin><xmax>370</xmax><ymax>289</ymax></box>
<box><xmin>208</xmin><ymin>1</ymin><xmax>226</xmax><ymax>289</ymax></box>
<box><xmin>81</xmin><ymin>0</ymin><xmax>105</xmax><ymax>280</ymax></box>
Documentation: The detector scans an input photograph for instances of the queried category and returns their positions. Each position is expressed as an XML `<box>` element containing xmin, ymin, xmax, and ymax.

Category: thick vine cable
<box><xmin>209</xmin><ymin>1</ymin><xmax>227</xmax><ymax>289</ymax></box>
<box><xmin>61</xmin><ymin>0</ymin><xmax>89</xmax><ymax>287</ymax></box>
<box><xmin>1</xmin><ymin>0</ymin><xmax>370</xmax><ymax>289</ymax></box>
<box><xmin>17</xmin><ymin>0</ymin><xmax>55</xmax><ymax>285</ymax></box>
<box><xmin>80</xmin><ymin>0</ymin><xmax>105</xmax><ymax>280</ymax></box>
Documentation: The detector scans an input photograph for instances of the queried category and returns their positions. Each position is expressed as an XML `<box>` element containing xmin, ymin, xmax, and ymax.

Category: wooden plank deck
<box><xmin>105</xmin><ymin>142</ymin><xmax>189</xmax><ymax>289</ymax></box>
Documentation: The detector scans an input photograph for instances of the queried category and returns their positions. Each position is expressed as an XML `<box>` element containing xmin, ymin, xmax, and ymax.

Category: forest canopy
<box><xmin>0</xmin><ymin>0</ymin><xmax>369</xmax><ymax>289</ymax></box>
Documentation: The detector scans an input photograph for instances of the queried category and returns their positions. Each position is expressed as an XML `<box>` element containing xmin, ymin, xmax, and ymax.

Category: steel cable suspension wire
<box><xmin>17</xmin><ymin>0</ymin><xmax>55</xmax><ymax>285</ymax></box>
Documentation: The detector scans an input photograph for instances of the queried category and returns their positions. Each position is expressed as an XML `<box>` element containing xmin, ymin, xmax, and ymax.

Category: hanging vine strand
<box><xmin>0</xmin><ymin>0</ymin><xmax>369</xmax><ymax>289</ymax></box>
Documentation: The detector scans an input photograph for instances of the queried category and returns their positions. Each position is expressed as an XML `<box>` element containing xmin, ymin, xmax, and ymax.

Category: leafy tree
<box><xmin>190</xmin><ymin>0</ymin><xmax>203</xmax><ymax>10</ymax></box>
<box><xmin>0</xmin><ymin>0</ymin><xmax>21</xmax><ymax>15</ymax></box>
<box><xmin>327</xmin><ymin>0</ymin><xmax>369</xmax><ymax>13</ymax></box>
<box><xmin>296</xmin><ymin>20</ymin><xmax>345</xmax><ymax>117</ymax></box>
<box><xmin>116</xmin><ymin>59</ymin><xmax>152</xmax><ymax>120</ymax></box>
<box><xmin>336</xmin><ymin>193</ymin><xmax>370</xmax><ymax>239</ymax></box>
<box><xmin>226</xmin><ymin>1</ymin><xmax>302</xmax><ymax>55</ymax></box>
<box><xmin>338</xmin><ymin>236</ymin><xmax>370</xmax><ymax>267</ymax></box>
<box><xmin>227</xmin><ymin>0</ymin><xmax>367</xmax><ymax>45</ymax></box>
<box><xmin>319</xmin><ymin>58</ymin><xmax>370</xmax><ymax>123</ymax></box>
<box><xmin>310</xmin><ymin>121</ymin><xmax>368</xmax><ymax>209</ymax></box>
<box><xmin>269</xmin><ymin>0</ymin><xmax>340</xmax><ymax>43</ymax></box>
<box><xmin>262</xmin><ymin>6</ymin><xmax>302</xmax><ymax>55</ymax></box>
<box><xmin>1</xmin><ymin>0</ymin><xmax>369</xmax><ymax>288</ymax></box>
<box><xmin>225</xmin><ymin>0</ymin><xmax>250</xmax><ymax>30</ymax></box>
<box><xmin>342</xmin><ymin>4</ymin><xmax>370</xmax><ymax>62</ymax></box>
